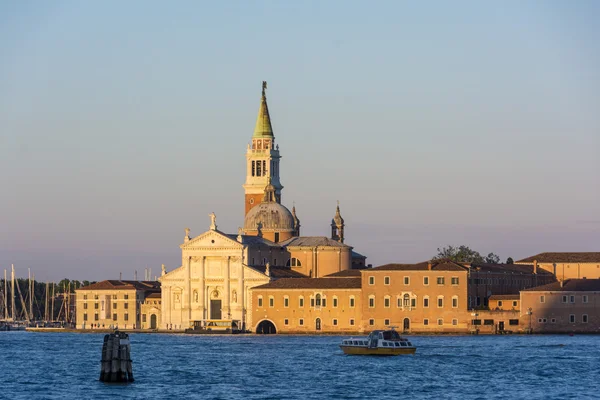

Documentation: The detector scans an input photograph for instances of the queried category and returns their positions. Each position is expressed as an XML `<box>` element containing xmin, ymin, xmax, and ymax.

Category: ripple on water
<box><xmin>1</xmin><ymin>333</ymin><xmax>600</xmax><ymax>399</ymax></box>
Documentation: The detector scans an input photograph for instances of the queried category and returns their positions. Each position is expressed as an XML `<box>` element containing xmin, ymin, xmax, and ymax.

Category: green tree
<box><xmin>484</xmin><ymin>253</ymin><xmax>501</xmax><ymax>264</ymax></box>
<box><xmin>433</xmin><ymin>245</ymin><xmax>484</xmax><ymax>263</ymax></box>
<box><xmin>506</xmin><ymin>257</ymin><xmax>514</xmax><ymax>264</ymax></box>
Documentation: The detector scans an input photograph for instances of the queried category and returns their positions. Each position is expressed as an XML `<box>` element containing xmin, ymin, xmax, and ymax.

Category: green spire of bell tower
<box><xmin>253</xmin><ymin>81</ymin><xmax>274</xmax><ymax>138</ymax></box>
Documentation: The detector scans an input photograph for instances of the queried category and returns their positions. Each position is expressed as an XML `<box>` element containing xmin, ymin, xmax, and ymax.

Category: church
<box><xmin>158</xmin><ymin>83</ymin><xmax>367</xmax><ymax>331</ymax></box>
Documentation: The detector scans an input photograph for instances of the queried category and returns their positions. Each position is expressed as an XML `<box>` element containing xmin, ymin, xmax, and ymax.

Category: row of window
<box><xmin>281</xmin><ymin>318</ymin><xmax>460</xmax><ymax>327</ymax></box>
<box><xmin>82</xmin><ymin>313</ymin><xmax>129</xmax><ymax>321</ymax></box>
<box><xmin>248</xmin><ymin>257</ymin><xmax>300</xmax><ymax>267</ymax></box>
<box><xmin>251</xmin><ymin>160</ymin><xmax>279</xmax><ymax>177</ymax></box>
<box><xmin>496</xmin><ymin>300</ymin><xmax>519</xmax><ymax>307</ymax></box>
<box><xmin>284</xmin><ymin>318</ymin><xmax>356</xmax><ymax>327</ymax></box>
<box><xmin>252</xmin><ymin>139</ymin><xmax>272</xmax><ymax>150</ymax></box>
<box><xmin>368</xmin><ymin>295</ymin><xmax>459</xmax><ymax>309</ymax></box>
<box><xmin>540</xmin><ymin>295</ymin><xmax>589</xmax><ymax>304</ymax></box>
<box><xmin>538</xmin><ymin>315</ymin><xmax>589</xmax><ymax>324</ymax></box>
<box><xmin>83</xmin><ymin>294</ymin><xmax>130</xmax><ymax>300</ymax></box>
<box><xmin>470</xmin><ymin>277</ymin><xmax>534</xmax><ymax>286</ymax></box>
<box><xmin>257</xmin><ymin>294</ymin><xmax>461</xmax><ymax>309</ymax></box>
<box><xmin>472</xmin><ymin>319</ymin><xmax>519</xmax><ymax>326</ymax></box>
<box><xmin>82</xmin><ymin>302</ymin><xmax>130</xmax><ymax>310</ymax></box>
<box><xmin>368</xmin><ymin>276</ymin><xmax>460</xmax><ymax>286</ymax></box>
<box><xmin>257</xmin><ymin>294</ymin><xmax>355</xmax><ymax>308</ymax></box>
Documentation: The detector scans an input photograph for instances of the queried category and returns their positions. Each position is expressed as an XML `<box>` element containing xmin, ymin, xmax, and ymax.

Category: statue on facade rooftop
<box><xmin>209</xmin><ymin>212</ymin><xmax>217</xmax><ymax>230</ymax></box>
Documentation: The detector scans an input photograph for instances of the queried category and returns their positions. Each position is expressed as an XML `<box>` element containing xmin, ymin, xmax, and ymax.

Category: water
<box><xmin>1</xmin><ymin>332</ymin><xmax>598</xmax><ymax>400</ymax></box>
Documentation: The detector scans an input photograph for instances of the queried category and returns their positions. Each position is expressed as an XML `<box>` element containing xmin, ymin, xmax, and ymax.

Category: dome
<box><xmin>244</xmin><ymin>202</ymin><xmax>295</xmax><ymax>231</ymax></box>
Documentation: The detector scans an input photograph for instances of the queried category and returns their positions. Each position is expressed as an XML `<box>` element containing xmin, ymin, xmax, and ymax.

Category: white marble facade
<box><xmin>158</xmin><ymin>221</ymin><xmax>271</xmax><ymax>330</ymax></box>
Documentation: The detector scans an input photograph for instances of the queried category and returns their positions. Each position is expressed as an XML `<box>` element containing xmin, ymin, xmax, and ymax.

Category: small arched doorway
<box><xmin>316</xmin><ymin>318</ymin><xmax>321</xmax><ymax>331</ymax></box>
<box><xmin>403</xmin><ymin>318</ymin><xmax>410</xmax><ymax>331</ymax></box>
<box><xmin>256</xmin><ymin>320</ymin><xmax>276</xmax><ymax>334</ymax></box>
<box><xmin>150</xmin><ymin>314</ymin><xmax>157</xmax><ymax>329</ymax></box>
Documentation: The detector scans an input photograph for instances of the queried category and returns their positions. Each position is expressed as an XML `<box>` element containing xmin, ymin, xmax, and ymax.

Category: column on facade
<box><xmin>199</xmin><ymin>256</ymin><xmax>205</xmax><ymax>320</ymax></box>
<box><xmin>237</xmin><ymin>256</ymin><xmax>244</xmax><ymax>318</ymax></box>
<box><xmin>186</xmin><ymin>256</ymin><xmax>192</xmax><ymax>321</ymax></box>
<box><xmin>224</xmin><ymin>256</ymin><xmax>231</xmax><ymax>319</ymax></box>
<box><xmin>163</xmin><ymin>286</ymin><xmax>171</xmax><ymax>329</ymax></box>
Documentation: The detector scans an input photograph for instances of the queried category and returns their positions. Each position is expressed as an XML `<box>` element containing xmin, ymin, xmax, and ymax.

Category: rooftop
<box><xmin>470</xmin><ymin>263</ymin><xmax>554</xmax><ymax>275</ymax></box>
<box><xmin>489</xmin><ymin>294</ymin><xmax>520</xmax><ymax>300</ymax></box>
<box><xmin>78</xmin><ymin>280</ymin><xmax>161</xmax><ymax>291</ymax></box>
<box><xmin>279</xmin><ymin>236</ymin><xmax>351</xmax><ymax>248</ymax></box>
<box><xmin>517</xmin><ymin>252</ymin><xmax>600</xmax><ymax>263</ymax></box>
<box><xmin>372</xmin><ymin>260</ymin><xmax>466</xmax><ymax>272</ymax></box>
<box><xmin>523</xmin><ymin>279</ymin><xmax>600</xmax><ymax>292</ymax></box>
<box><xmin>324</xmin><ymin>269</ymin><xmax>362</xmax><ymax>277</ymax></box>
<box><xmin>253</xmin><ymin>277</ymin><xmax>361</xmax><ymax>290</ymax></box>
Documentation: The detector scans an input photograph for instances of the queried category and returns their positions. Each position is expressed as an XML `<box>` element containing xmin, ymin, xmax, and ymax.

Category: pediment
<box><xmin>159</xmin><ymin>265</ymin><xmax>185</xmax><ymax>282</ymax></box>
<box><xmin>181</xmin><ymin>229</ymin><xmax>243</xmax><ymax>250</ymax></box>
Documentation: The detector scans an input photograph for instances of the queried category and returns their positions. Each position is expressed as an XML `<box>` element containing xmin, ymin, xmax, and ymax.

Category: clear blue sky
<box><xmin>1</xmin><ymin>1</ymin><xmax>598</xmax><ymax>281</ymax></box>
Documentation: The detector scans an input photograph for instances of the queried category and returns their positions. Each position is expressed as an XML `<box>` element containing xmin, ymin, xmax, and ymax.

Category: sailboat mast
<box><xmin>45</xmin><ymin>281</ymin><xmax>49</xmax><ymax>322</ymax></box>
<box><xmin>15</xmin><ymin>278</ymin><xmax>29</xmax><ymax>323</ymax></box>
<box><xmin>11</xmin><ymin>265</ymin><xmax>15</xmax><ymax>321</ymax></box>
<box><xmin>28</xmin><ymin>268</ymin><xmax>32</xmax><ymax>321</ymax></box>
<box><xmin>3</xmin><ymin>269</ymin><xmax>7</xmax><ymax>320</ymax></box>
<box><xmin>51</xmin><ymin>283</ymin><xmax>55</xmax><ymax>322</ymax></box>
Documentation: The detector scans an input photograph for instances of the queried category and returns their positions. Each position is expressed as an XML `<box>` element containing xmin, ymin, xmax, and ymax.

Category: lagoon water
<box><xmin>1</xmin><ymin>332</ymin><xmax>599</xmax><ymax>399</ymax></box>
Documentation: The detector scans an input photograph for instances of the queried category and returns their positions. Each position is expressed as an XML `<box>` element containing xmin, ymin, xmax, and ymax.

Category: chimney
<box><xmin>560</xmin><ymin>279</ymin><xmax>564</xmax><ymax>288</ymax></box>
<box><xmin>428</xmin><ymin>262</ymin><xmax>432</xmax><ymax>271</ymax></box>
<box><xmin>533</xmin><ymin>260</ymin><xmax>538</xmax><ymax>274</ymax></box>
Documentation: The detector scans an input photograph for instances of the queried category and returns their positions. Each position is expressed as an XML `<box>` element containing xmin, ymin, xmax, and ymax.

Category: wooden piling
<box><xmin>99</xmin><ymin>330</ymin><xmax>134</xmax><ymax>383</ymax></box>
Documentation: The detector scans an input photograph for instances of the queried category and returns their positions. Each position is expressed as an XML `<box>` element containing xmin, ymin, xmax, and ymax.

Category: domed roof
<box><xmin>244</xmin><ymin>202</ymin><xmax>295</xmax><ymax>231</ymax></box>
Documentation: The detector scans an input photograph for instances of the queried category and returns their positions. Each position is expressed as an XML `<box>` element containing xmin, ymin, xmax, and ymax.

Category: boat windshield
<box><xmin>382</xmin><ymin>330</ymin><xmax>401</xmax><ymax>340</ymax></box>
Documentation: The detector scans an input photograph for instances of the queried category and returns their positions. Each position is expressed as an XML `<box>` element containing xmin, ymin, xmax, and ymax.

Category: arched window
<box><xmin>423</xmin><ymin>296</ymin><xmax>429</xmax><ymax>308</ymax></box>
<box><xmin>332</xmin><ymin>296</ymin><xmax>338</xmax><ymax>308</ymax></box>
<box><xmin>384</xmin><ymin>296</ymin><xmax>391</xmax><ymax>308</ymax></box>
<box><xmin>315</xmin><ymin>294</ymin><xmax>322</xmax><ymax>307</ymax></box>
<box><xmin>403</xmin><ymin>293</ymin><xmax>410</xmax><ymax>307</ymax></box>
<box><xmin>437</xmin><ymin>296</ymin><xmax>444</xmax><ymax>308</ymax></box>
<box><xmin>286</xmin><ymin>258</ymin><xmax>302</xmax><ymax>267</ymax></box>
<box><xmin>283</xmin><ymin>296</ymin><xmax>289</xmax><ymax>308</ymax></box>
<box><xmin>193</xmin><ymin>290</ymin><xmax>198</xmax><ymax>303</ymax></box>
<box><xmin>368</xmin><ymin>295</ymin><xmax>375</xmax><ymax>308</ymax></box>
<box><xmin>299</xmin><ymin>296</ymin><xmax>304</xmax><ymax>307</ymax></box>
<box><xmin>257</xmin><ymin>161</ymin><xmax>262</xmax><ymax>176</ymax></box>
<box><xmin>349</xmin><ymin>296</ymin><xmax>355</xmax><ymax>308</ymax></box>
<box><xmin>252</xmin><ymin>161</ymin><xmax>256</xmax><ymax>177</ymax></box>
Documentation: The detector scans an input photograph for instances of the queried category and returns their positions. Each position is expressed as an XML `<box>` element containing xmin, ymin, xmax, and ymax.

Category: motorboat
<box><xmin>184</xmin><ymin>319</ymin><xmax>247</xmax><ymax>334</ymax></box>
<box><xmin>340</xmin><ymin>328</ymin><xmax>416</xmax><ymax>355</ymax></box>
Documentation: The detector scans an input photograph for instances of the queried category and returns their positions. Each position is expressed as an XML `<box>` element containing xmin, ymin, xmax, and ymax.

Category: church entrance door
<box><xmin>210</xmin><ymin>300</ymin><xmax>222</xmax><ymax>320</ymax></box>
<box><xmin>150</xmin><ymin>314</ymin><xmax>157</xmax><ymax>329</ymax></box>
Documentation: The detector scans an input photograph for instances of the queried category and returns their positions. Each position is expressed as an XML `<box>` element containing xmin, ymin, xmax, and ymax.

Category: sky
<box><xmin>1</xmin><ymin>1</ymin><xmax>598</xmax><ymax>281</ymax></box>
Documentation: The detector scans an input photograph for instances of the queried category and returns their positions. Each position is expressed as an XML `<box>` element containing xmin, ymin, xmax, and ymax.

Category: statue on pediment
<box><xmin>209</xmin><ymin>212</ymin><xmax>217</xmax><ymax>230</ymax></box>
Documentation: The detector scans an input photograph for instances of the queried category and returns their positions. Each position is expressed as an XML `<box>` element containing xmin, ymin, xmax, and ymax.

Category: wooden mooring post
<box><xmin>99</xmin><ymin>330</ymin><xmax>134</xmax><ymax>383</ymax></box>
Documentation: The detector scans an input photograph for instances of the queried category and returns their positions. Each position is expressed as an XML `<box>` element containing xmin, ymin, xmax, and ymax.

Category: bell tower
<box><xmin>243</xmin><ymin>81</ymin><xmax>283</xmax><ymax>215</ymax></box>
